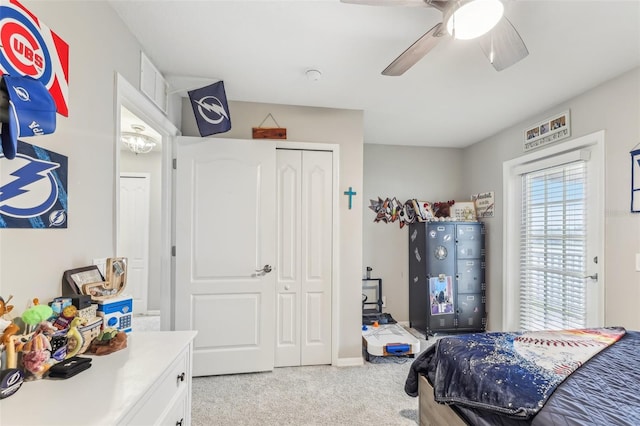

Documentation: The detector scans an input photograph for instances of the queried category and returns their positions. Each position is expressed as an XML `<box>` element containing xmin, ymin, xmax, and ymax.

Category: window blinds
<box><xmin>519</xmin><ymin>160</ymin><xmax>587</xmax><ymax>331</ymax></box>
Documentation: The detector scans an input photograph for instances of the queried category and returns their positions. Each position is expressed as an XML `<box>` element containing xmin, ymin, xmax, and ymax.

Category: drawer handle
<box><xmin>176</xmin><ymin>418</ymin><xmax>184</xmax><ymax>426</ymax></box>
<box><xmin>177</xmin><ymin>372</ymin><xmax>185</xmax><ymax>384</ymax></box>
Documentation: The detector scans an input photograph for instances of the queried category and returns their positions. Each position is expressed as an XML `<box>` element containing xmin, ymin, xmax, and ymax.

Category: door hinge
<box><xmin>172</xmin><ymin>158</ymin><xmax>177</xmax><ymax>170</ymax></box>
<box><xmin>172</xmin><ymin>245</ymin><xmax>176</xmax><ymax>256</ymax></box>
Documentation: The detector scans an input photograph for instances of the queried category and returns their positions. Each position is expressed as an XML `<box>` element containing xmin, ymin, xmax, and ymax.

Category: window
<box><xmin>519</xmin><ymin>161</ymin><xmax>586</xmax><ymax>330</ymax></box>
<box><xmin>503</xmin><ymin>131</ymin><xmax>604</xmax><ymax>331</ymax></box>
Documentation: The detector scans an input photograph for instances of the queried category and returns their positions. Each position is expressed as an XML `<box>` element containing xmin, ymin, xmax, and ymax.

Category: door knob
<box><xmin>255</xmin><ymin>264</ymin><xmax>273</xmax><ymax>274</ymax></box>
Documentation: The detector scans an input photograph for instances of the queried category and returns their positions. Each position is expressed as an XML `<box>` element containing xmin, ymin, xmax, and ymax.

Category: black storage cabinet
<box><xmin>408</xmin><ymin>221</ymin><xmax>486</xmax><ymax>336</ymax></box>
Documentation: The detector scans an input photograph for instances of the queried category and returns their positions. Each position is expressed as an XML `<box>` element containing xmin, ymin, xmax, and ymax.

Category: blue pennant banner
<box><xmin>188</xmin><ymin>81</ymin><xmax>232</xmax><ymax>136</ymax></box>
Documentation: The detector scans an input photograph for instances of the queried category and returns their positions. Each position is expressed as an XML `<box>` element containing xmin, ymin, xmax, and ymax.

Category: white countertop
<box><xmin>1</xmin><ymin>330</ymin><xmax>197</xmax><ymax>426</ymax></box>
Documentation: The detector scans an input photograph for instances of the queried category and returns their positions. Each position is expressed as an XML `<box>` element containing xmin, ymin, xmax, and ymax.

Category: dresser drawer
<box><xmin>158</xmin><ymin>392</ymin><xmax>187</xmax><ymax>426</ymax></box>
<box><xmin>126</xmin><ymin>346</ymin><xmax>190</xmax><ymax>425</ymax></box>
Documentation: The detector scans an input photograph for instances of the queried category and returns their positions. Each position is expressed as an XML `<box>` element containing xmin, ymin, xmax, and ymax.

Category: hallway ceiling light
<box><xmin>121</xmin><ymin>124</ymin><xmax>157</xmax><ymax>154</ymax></box>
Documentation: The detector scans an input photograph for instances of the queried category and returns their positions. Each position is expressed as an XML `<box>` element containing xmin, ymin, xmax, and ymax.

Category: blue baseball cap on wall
<box><xmin>0</xmin><ymin>74</ymin><xmax>56</xmax><ymax>160</ymax></box>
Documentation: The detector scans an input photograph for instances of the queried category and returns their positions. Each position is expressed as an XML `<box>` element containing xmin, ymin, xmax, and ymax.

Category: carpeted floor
<box><xmin>191</xmin><ymin>328</ymin><xmax>434</xmax><ymax>426</ymax></box>
<box><xmin>132</xmin><ymin>316</ymin><xmax>436</xmax><ymax>425</ymax></box>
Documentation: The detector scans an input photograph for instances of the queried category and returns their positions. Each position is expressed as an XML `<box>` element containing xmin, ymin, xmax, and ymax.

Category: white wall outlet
<box><xmin>382</xmin><ymin>296</ymin><xmax>386</xmax><ymax>308</ymax></box>
<box><xmin>636</xmin><ymin>253</ymin><xmax>640</xmax><ymax>272</ymax></box>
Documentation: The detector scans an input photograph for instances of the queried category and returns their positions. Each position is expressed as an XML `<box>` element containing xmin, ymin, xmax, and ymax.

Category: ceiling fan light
<box><xmin>446</xmin><ymin>0</ymin><xmax>504</xmax><ymax>40</ymax></box>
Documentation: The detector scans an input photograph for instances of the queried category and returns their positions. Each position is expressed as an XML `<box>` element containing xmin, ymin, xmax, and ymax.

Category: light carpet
<box><xmin>131</xmin><ymin>316</ymin><xmax>436</xmax><ymax>425</ymax></box>
<box><xmin>191</xmin><ymin>328</ymin><xmax>434</xmax><ymax>426</ymax></box>
<box><xmin>192</xmin><ymin>357</ymin><xmax>421</xmax><ymax>426</ymax></box>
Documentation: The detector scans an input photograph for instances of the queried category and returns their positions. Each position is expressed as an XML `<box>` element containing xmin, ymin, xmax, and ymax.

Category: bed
<box><xmin>405</xmin><ymin>327</ymin><xmax>640</xmax><ymax>425</ymax></box>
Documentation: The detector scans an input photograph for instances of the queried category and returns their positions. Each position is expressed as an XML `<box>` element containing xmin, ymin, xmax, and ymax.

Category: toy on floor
<box><xmin>362</xmin><ymin>323</ymin><xmax>420</xmax><ymax>362</ymax></box>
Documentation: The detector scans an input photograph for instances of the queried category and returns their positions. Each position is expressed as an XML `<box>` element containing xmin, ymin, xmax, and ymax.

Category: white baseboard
<box><xmin>334</xmin><ymin>357</ymin><xmax>364</xmax><ymax>367</ymax></box>
<box><xmin>398</xmin><ymin>320</ymin><xmax>410</xmax><ymax>327</ymax></box>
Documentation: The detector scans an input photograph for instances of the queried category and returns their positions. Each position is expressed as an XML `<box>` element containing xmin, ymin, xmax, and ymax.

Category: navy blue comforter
<box><xmin>406</xmin><ymin>328</ymin><xmax>637</xmax><ymax>423</ymax></box>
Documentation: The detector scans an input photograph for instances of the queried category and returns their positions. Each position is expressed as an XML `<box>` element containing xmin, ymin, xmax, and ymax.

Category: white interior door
<box><xmin>175</xmin><ymin>137</ymin><xmax>276</xmax><ymax>376</ymax></box>
<box><xmin>118</xmin><ymin>173</ymin><xmax>150</xmax><ymax>314</ymax></box>
<box><xmin>276</xmin><ymin>149</ymin><xmax>332</xmax><ymax>367</ymax></box>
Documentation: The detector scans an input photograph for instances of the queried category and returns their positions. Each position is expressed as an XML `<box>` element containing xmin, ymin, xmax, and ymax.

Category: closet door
<box><xmin>276</xmin><ymin>149</ymin><xmax>332</xmax><ymax>367</ymax></box>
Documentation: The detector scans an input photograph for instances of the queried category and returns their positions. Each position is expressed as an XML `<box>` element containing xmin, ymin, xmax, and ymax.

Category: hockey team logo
<box><xmin>193</xmin><ymin>95</ymin><xmax>229</xmax><ymax>125</ymax></box>
<box><xmin>188</xmin><ymin>81</ymin><xmax>231</xmax><ymax>136</ymax></box>
<box><xmin>0</xmin><ymin>7</ymin><xmax>51</xmax><ymax>83</ymax></box>
<box><xmin>48</xmin><ymin>209</ymin><xmax>66</xmax><ymax>227</ymax></box>
<box><xmin>0</xmin><ymin>153</ymin><xmax>60</xmax><ymax>218</ymax></box>
<box><xmin>12</xmin><ymin>84</ymin><xmax>29</xmax><ymax>101</ymax></box>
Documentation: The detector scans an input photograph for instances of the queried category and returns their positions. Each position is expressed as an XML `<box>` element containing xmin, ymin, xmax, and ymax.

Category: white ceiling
<box><xmin>109</xmin><ymin>0</ymin><xmax>640</xmax><ymax>148</ymax></box>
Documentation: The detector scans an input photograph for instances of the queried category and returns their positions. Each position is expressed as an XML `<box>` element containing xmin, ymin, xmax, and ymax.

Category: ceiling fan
<box><xmin>342</xmin><ymin>0</ymin><xmax>528</xmax><ymax>75</ymax></box>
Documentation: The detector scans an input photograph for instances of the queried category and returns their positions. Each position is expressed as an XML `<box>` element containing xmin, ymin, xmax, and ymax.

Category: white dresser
<box><xmin>0</xmin><ymin>330</ymin><xmax>197</xmax><ymax>425</ymax></box>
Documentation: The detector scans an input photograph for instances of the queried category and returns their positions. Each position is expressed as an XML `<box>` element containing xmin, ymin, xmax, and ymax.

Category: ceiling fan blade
<box><xmin>478</xmin><ymin>16</ymin><xmax>529</xmax><ymax>71</ymax></box>
<box><xmin>382</xmin><ymin>23</ymin><xmax>444</xmax><ymax>76</ymax></box>
<box><xmin>340</xmin><ymin>0</ymin><xmax>429</xmax><ymax>6</ymax></box>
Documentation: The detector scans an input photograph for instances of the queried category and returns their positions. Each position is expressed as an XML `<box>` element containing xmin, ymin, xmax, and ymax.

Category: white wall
<box><xmin>463</xmin><ymin>67</ymin><xmax>640</xmax><ymax>331</ymax></box>
<box><xmin>0</xmin><ymin>2</ymin><xmax>175</xmax><ymax>312</ymax></box>
<box><xmin>181</xmin><ymin>99</ymin><xmax>365</xmax><ymax>360</ymax></box>
<box><xmin>362</xmin><ymin>145</ymin><xmax>464</xmax><ymax>322</ymax></box>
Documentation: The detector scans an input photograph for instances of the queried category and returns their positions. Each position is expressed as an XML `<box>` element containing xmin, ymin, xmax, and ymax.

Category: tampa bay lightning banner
<box><xmin>187</xmin><ymin>81</ymin><xmax>231</xmax><ymax>136</ymax></box>
<box><xmin>0</xmin><ymin>140</ymin><xmax>68</xmax><ymax>228</ymax></box>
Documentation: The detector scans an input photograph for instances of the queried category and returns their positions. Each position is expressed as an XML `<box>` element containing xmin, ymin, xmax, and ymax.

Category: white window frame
<box><xmin>502</xmin><ymin>130</ymin><xmax>605</xmax><ymax>331</ymax></box>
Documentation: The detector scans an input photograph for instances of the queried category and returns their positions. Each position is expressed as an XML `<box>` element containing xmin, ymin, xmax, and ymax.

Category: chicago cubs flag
<box><xmin>188</xmin><ymin>81</ymin><xmax>231</xmax><ymax>136</ymax></box>
<box><xmin>0</xmin><ymin>0</ymin><xmax>70</xmax><ymax>116</ymax></box>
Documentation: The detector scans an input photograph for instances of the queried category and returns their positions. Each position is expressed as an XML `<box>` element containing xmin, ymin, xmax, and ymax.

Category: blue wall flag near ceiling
<box><xmin>187</xmin><ymin>81</ymin><xmax>232</xmax><ymax>136</ymax></box>
<box><xmin>0</xmin><ymin>139</ymin><xmax>68</xmax><ymax>228</ymax></box>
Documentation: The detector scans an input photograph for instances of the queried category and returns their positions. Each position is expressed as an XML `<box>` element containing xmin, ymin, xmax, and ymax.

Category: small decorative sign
<box><xmin>252</xmin><ymin>113</ymin><xmax>286</xmax><ymax>139</ymax></box>
<box><xmin>523</xmin><ymin>110</ymin><xmax>571</xmax><ymax>152</ymax></box>
<box><xmin>450</xmin><ymin>202</ymin><xmax>477</xmax><ymax>222</ymax></box>
<box><xmin>471</xmin><ymin>191</ymin><xmax>495</xmax><ymax>218</ymax></box>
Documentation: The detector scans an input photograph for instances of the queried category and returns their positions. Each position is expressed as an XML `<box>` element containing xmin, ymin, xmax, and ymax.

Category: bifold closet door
<box><xmin>276</xmin><ymin>149</ymin><xmax>332</xmax><ymax>367</ymax></box>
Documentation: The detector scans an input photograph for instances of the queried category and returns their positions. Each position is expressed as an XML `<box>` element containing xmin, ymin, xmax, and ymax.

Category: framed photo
<box><xmin>451</xmin><ymin>202</ymin><xmax>477</xmax><ymax>221</ymax></box>
<box><xmin>523</xmin><ymin>110</ymin><xmax>571</xmax><ymax>152</ymax></box>
<box><xmin>62</xmin><ymin>266</ymin><xmax>104</xmax><ymax>295</ymax></box>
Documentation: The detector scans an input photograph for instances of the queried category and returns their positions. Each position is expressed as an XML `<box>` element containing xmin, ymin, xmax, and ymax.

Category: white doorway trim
<box><xmin>276</xmin><ymin>141</ymin><xmax>340</xmax><ymax>366</ymax></box>
<box><xmin>114</xmin><ymin>73</ymin><xmax>179</xmax><ymax>330</ymax></box>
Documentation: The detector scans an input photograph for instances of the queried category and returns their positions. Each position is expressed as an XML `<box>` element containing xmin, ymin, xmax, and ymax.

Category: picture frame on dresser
<box><xmin>62</xmin><ymin>265</ymin><xmax>105</xmax><ymax>295</ymax></box>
